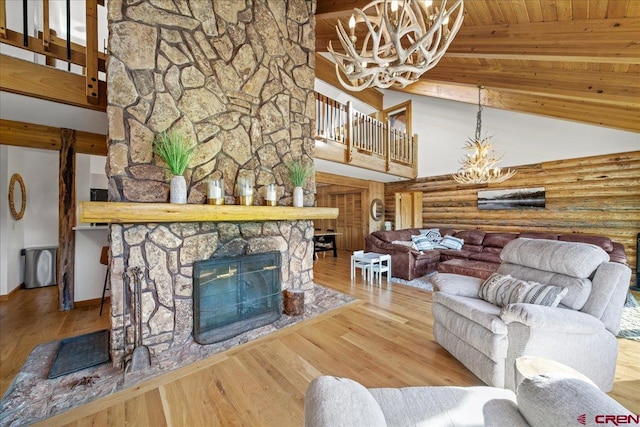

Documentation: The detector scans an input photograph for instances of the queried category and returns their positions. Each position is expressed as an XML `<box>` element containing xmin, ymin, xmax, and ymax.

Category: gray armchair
<box><xmin>432</xmin><ymin>238</ymin><xmax>631</xmax><ymax>391</ymax></box>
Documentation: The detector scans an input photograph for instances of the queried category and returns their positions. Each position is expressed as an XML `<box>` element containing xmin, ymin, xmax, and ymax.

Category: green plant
<box><xmin>153</xmin><ymin>130</ymin><xmax>195</xmax><ymax>176</ymax></box>
<box><xmin>287</xmin><ymin>159</ymin><xmax>313</xmax><ymax>187</ymax></box>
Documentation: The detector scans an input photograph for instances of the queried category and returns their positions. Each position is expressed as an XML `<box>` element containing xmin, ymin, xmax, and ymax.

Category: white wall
<box><xmin>382</xmin><ymin>90</ymin><xmax>640</xmax><ymax>177</ymax></box>
<box><xmin>1</xmin><ymin>146</ymin><xmax>26</xmax><ymax>295</ymax></box>
<box><xmin>22</xmin><ymin>149</ymin><xmax>59</xmax><ymax>247</ymax></box>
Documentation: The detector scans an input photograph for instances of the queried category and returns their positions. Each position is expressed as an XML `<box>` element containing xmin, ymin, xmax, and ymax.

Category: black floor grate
<box><xmin>48</xmin><ymin>330</ymin><xmax>110</xmax><ymax>379</ymax></box>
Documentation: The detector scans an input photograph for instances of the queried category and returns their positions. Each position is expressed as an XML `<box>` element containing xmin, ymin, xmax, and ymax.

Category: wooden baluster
<box><xmin>85</xmin><ymin>0</ymin><xmax>99</xmax><ymax>104</ymax></box>
<box><xmin>42</xmin><ymin>0</ymin><xmax>50</xmax><ymax>50</ymax></box>
<box><xmin>346</xmin><ymin>101</ymin><xmax>353</xmax><ymax>162</ymax></box>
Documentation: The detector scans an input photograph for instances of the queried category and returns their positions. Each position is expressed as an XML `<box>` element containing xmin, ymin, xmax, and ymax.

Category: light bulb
<box><xmin>424</xmin><ymin>0</ymin><xmax>433</xmax><ymax>7</ymax></box>
<box><xmin>349</xmin><ymin>14</ymin><xmax>355</xmax><ymax>29</ymax></box>
<box><xmin>442</xmin><ymin>15</ymin><xmax>449</xmax><ymax>26</ymax></box>
<box><xmin>391</xmin><ymin>1</ymin><xmax>399</xmax><ymax>13</ymax></box>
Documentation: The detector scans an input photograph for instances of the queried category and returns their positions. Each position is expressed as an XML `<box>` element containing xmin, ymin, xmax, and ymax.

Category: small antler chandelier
<box><xmin>328</xmin><ymin>0</ymin><xmax>464</xmax><ymax>91</ymax></box>
<box><xmin>452</xmin><ymin>87</ymin><xmax>516</xmax><ymax>185</ymax></box>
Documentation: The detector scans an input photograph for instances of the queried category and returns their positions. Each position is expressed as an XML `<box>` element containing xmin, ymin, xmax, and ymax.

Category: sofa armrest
<box><xmin>305</xmin><ymin>376</ymin><xmax>387</xmax><ymax>427</ymax></box>
<box><xmin>500</xmin><ymin>304</ymin><xmax>606</xmax><ymax>334</ymax></box>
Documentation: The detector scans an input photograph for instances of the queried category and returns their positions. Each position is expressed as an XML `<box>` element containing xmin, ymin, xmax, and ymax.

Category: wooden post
<box><xmin>346</xmin><ymin>101</ymin><xmax>353</xmax><ymax>163</ymax></box>
<box><xmin>283</xmin><ymin>289</ymin><xmax>304</xmax><ymax>316</ymax></box>
<box><xmin>42</xmin><ymin>0</ymin><xmax>50</xmax><ymax>50</ymax></box>
<box><xmin>0</xmin><ymin>0</ymin><xmax>7</xmax><ymax>39</ymax></box>
<box><xmin>85</xmin><ymin>0</ymin><xmax>99</xmax><ymax>104</ymax></box>
<box><xmin>58</xmin><ymin>128</ymin><xmax>75</xmax><ymax>311</ymax></box>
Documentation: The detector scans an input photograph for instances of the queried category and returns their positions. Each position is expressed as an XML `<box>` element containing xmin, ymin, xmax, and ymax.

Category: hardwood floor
<box><xmin>2</xmin><ymin>252</ymin><xmax>638</xmax><ymax>425</ymax></box>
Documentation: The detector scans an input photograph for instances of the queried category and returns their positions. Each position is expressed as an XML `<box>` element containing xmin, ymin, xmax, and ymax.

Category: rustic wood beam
<box><xmin>0</xmin><ymin>29</ymin><xmax>107</xmax><ymax>71</ymax></box>
<box><xmin>85</xmin><ymin>0</ymin><xmax>99</xmax><ymax>104</ymax></box>
<box><xmin>444</xmin><ymin>52</ymin><xmax>638</xmax><ymax>65</ymax></box>
<box><xmin>422</xmin><ymin>63</ymin><xmax>639</xmax><ymax>107</ymax></box>
<box><xmin>397</xmin><ymin>81</ymin><xmax>640</xmax><ymax>133</ymax></box>
<box><xmin>0</xmin><ymin>55</ymin><xmax>107</xmax><ymax>112</ymax></box>
<box><xmin>0</xmin><ymin>119</ymin><xmax>107</xmax><ymax>155</ymax></box>
<box><xmin>315</xmin><ymin>53</ymin><xmax>383</xmax><ymax>111</ymax></box>
<box><xmin>58</xmin><ymin>128</ymin><xmax>76</xmax><ymax>311</ymax></box>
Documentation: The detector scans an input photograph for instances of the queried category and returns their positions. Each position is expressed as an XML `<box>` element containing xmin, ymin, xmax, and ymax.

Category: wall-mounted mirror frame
<box><xmin>9</xmin><ymin>173</ymin><xmax>26</xmax><ymax>220</ymax></box>
<box><xmin>370</xmin><ymin>198</ymin><xmax>384</xmax><ymax>221</ymax></box>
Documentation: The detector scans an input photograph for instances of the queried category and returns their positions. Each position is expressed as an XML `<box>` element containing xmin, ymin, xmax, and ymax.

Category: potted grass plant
<box><xmin>287</xmin><ymin>159</ymin><xmax>313</xmax><ymax>207</ymax></box>
<box><xmin>153</xmin><ymin>130</ymin><xmax>195</xmax><ymax>204</ymax></box>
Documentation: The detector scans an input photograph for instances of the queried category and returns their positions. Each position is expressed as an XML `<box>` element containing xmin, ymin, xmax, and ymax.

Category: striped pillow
<box><xmin>419</xmin><ymin>228</ymin><xmax>442</xmax><ymax>242</ymax></box>
<box><xmin>438</xmin><ymin>235</ymin><xmax>464</xmax><ymax>250</ymax></box>
<box><xmin>478</xmin><ymin>273</ymin><xmax>568</xmax><ymax>308</ymax></box>
<box><xmin>411</xmin><ymin>235</ymin><xmax>436</xmax><ymax>251</ymax></box>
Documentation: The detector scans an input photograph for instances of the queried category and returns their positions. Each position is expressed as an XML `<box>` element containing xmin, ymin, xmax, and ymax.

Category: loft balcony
<box><xmin>314</xmin><ymin>92</ymin><xmax>418</xmax><ymax>180</ymax></box>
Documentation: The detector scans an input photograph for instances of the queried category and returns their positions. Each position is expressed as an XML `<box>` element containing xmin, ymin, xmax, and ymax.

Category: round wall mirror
<box><xmin>370</xmin><ymin>198</ymin><xmax>384</xmax><ymax>221</ymax></box>
<box><xmin>9</xmin><ymin>173</ymin><xmax>26</xmax><ymax>221</ymax></box>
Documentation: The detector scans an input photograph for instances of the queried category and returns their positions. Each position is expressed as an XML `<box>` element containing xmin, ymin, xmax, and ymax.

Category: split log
<box><xmin>283</xmin><ymin>289</ymin><xmax>304</xmax><ymax>316</ymax></box>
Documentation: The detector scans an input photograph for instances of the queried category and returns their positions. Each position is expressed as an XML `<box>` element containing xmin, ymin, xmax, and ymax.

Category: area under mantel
<box><xmin>79</xmin><ymin>202</ymin><xmax>339</xmax><ymax>224</ymax></box>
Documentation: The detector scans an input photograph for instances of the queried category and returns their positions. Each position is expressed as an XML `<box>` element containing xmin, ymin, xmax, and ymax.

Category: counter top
<box><xmin>73</xmin><ymin>225</ymin><xmax>109</xmax><ymax>230</ymax></box>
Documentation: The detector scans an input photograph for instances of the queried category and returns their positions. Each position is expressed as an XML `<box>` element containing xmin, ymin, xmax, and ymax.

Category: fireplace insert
<box><xmin>193</xmin><ymin>252</ymin><xmax>282</xmax><ymax>344</ymax></box>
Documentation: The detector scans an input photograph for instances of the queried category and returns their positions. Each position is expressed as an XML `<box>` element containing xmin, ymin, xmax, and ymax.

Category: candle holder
<box><xmin>264</xmin><ymin>184</ymin><xmax>277</xmax><ymax>206</ymax></box>
<box><xmin>236</xmin><ymin>174</ymin><xmax>254</xmax><ymax>206</ymax></box>
<box><xmin>207</xmin><ymin>178</ymin><xmax>225</xmax><ymax>205</ymax></box>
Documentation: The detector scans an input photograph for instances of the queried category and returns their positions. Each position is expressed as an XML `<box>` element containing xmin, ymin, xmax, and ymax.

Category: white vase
<box><xmin>293</xmin><ymin>186</ymin><xmax>304</xmax><ymax>207</ymax></box>
<box><xmin>170</xmin><ymin>175</ymin><xmax>187</xmax><ymax>204</ymax></box>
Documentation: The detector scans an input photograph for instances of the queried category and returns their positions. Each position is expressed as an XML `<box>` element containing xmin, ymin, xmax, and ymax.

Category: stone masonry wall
<box><xmin>105</xmin><ymin>0</ymin><xmax>317</xmax><ymax>367</ymax></box>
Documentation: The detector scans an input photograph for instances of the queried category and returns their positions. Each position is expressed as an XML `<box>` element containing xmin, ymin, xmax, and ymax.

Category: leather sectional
<box><xmin>364</xmin><ymin>227</ymin><xmax>627</xmax><ymax>281</ymax></box>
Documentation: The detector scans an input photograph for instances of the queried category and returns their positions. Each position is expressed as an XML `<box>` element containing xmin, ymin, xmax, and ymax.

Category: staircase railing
<box><xmin>315</xmin><ymin>92</ymin><xmax>417</xmax><ymax>173</ymax></box>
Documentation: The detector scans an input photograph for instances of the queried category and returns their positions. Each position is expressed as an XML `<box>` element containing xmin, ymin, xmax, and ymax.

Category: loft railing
<box><xmin>315</xmin><ymin>92</ymin><xmax>417</xmax><ymax>174</ymax></box>
<box><xmin>0</xmin><ymin>0</ymin><xmax>106</xmax><ymax>106</ymax></box>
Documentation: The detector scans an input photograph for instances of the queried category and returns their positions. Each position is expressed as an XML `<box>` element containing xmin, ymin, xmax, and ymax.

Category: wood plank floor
<box><xmin>2</xmin><ymin>251</ymin><xmax>638</xmax><ymax>425</ymax></box>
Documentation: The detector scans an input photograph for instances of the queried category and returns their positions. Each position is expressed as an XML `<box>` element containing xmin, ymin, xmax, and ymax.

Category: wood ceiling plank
<box><xmin>572</xmin><ymin>0</ymin><xmax>590</xmax><ymax>20</ymax></box>
<box><xmin>315</xmin><ymin>0</ymin><xmax>369</xmax><ymax>19</ymax></box>
<box><xmin>511</xmin><ymin>0</ymin><xmax>533</xmax><ymax>23</ymax></box>
<box><xmin>607</xmin><ymin>0</ymin><xmax>630</xmax><ymax>18</ymax></box>
<box><xmin>524</xmin><ymin>0</ymin><xmax>545</xmax><ymax>22</ymax></box>
<box><xmin>555</xmin><ymin>0</ymin><xmax>573</xmax><ymax>20</ymax></box>
<box><xmin>539</xmin><ymin>0</ymin><xmax>559</xmax><ymax>21</ymax></box>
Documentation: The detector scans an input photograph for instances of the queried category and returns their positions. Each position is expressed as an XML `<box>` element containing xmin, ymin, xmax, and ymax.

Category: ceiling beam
<box><xmin>397</xmin><ymin>82</ymin><xmax>640</xmax><ymax>133</ymax></box>
<box><xmin>422</xmin><ymin>64</ymin><xmax>639</xmax><ymax>107</ymax></box>
<box><xmin>315</xmin><ymin>53</ymin><xmax>384</xmax><ymax>111</ymax></box>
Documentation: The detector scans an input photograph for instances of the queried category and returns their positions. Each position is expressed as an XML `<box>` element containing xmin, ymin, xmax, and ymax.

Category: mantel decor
<box><xmin>452</xmin><ymin>86</ymin><xmax>516</xmax><ymax>185</ymax></box>
<box><xmin>153</xmin><ymin>130</ymin><xmax>195</xmax><ymax>204</ymax></box>
<box><xmin>328</xmin><ymin>0</ymin><xmax>464</xmax><ymax>91</ymax></box>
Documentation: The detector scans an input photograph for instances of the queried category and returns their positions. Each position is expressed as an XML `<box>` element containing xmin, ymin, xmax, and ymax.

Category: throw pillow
<box><xmin>419</xmin><ymin>228</ymin><xmax>442</xmax><ymax>242</ymax></box>
<box><xmin>411</xmin><ymin>235</ymin><xmax>435</xmax><ymax>251</ymax></box>
<box><xmin>479</xmin><ymin>273</ymin><xmax>568</xmax><ymax>308</ymax></box>
<box><xmin>439</xmin><ymin>235</ymin><xmax>464</xmax><ymax>251</ymax></box>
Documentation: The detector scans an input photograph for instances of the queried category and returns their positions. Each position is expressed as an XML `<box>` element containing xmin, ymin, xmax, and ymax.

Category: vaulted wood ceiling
<box><xmin>315</xmin><ymin>0</ymin><xmax>640</xmax><ymax>133</ymax></box>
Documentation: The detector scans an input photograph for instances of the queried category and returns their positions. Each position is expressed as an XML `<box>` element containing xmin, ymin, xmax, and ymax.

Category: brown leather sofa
<box><xmin>364</xmin><ymin>227</ymin><xmax>627</xmax><ymax>281</ymax></box>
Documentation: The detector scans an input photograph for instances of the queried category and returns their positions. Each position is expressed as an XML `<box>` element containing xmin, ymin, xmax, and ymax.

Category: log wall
<box><xmin>384</xmin><ymin>151</ymin><xmax>640</xmax><ymax>284</ymax></box>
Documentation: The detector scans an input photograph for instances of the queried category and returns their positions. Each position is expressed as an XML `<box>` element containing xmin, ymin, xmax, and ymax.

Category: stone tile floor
<box><xmin>0</xmin><ymin>284</ymin><xmax>355</xmax><ymax>426</ymax></box>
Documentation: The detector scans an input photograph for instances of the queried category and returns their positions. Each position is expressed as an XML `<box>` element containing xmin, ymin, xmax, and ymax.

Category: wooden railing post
<box><xmin>386</xmin><ymin>120</ymin><xmax>391</xmax><ymax>172</ymax></box>
<box><xmin>0</xmin><ymin>0</ymin><xmax>7</xmax><ymax>39</ymax></box>
<box><xmin>346</xmin><ymin>101</ymin><xmax>353</xmax><ymax>163</ymax></box>
<box><xmin>412</xmin><ymin>134</ymin><xmax>418</xmax><ymax>177</ymax></box>
<box><xmin>42</xmin><ymin>0</ymin><xmax>50</xmax><ymax>50</ymax></box>
<box><xmin>85</xmin><ymin>0</ymin><xmax>99</xmax><ymax>104</ymax></box>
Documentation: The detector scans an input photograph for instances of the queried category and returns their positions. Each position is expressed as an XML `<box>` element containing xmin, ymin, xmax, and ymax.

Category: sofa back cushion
<box><xmin>497</xmin><ymin>263</ymin><xmax>592</xmax><ymax>310</ymax></box>
<box><xmin>454</xmin><ymin>230</ymin><xmax>486</xmax><ymax>246</ymax></box>
<box><xmin>500</xmin><ymin>238</ymin><xmax>609</xmax><ymax>279</ymax></box>
<box><xmin>371</xmin><ymin>228</ymin><xmax>420</xmax><ymax>244</ymax></box>
<box><xmin>558</xmin><ymin>234</ymin><xmax>613</xmax><ymax>252</ymax></box>
<box><xmin>483</xmin><ymin>233</ymin><xmax>519</xmax><ymax>249</ymax></box>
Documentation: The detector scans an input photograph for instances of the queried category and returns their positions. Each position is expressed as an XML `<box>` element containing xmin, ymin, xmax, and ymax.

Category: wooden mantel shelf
<box><xmin>79</xmin><ymin>202</ymin><xmax>339</xmax><ymax>224</ymax></box>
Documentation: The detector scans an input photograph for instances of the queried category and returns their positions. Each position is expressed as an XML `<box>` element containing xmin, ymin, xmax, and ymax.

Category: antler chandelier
<box><xmin>452</xmin><ymin>87</ymin><xmax>516</xmax><ymax>185</ymax></box>
<box><xmin>328</xmin><ymin>0</ymin><xmax>464</xmax><ymax>91</ymax></box>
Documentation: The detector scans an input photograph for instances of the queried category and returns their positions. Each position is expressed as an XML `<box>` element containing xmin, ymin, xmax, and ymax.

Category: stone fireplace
<box><xmin>104</xmin><ymin>0</ymin><xmax>319</xmax><ymax>367</ymax></box>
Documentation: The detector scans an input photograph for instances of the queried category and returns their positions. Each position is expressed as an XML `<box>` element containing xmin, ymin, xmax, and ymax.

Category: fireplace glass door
<box><xmin>193</xmin><ymin>252</ymin><xmax>282</xmax><ymax>344</ymax></box>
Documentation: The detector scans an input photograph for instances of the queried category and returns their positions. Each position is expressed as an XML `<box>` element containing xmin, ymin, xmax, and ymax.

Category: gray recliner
<box><xmin>431</xmin><ymin>238</ymin><xmax>632</xmax><ymax>391</ymax></box>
